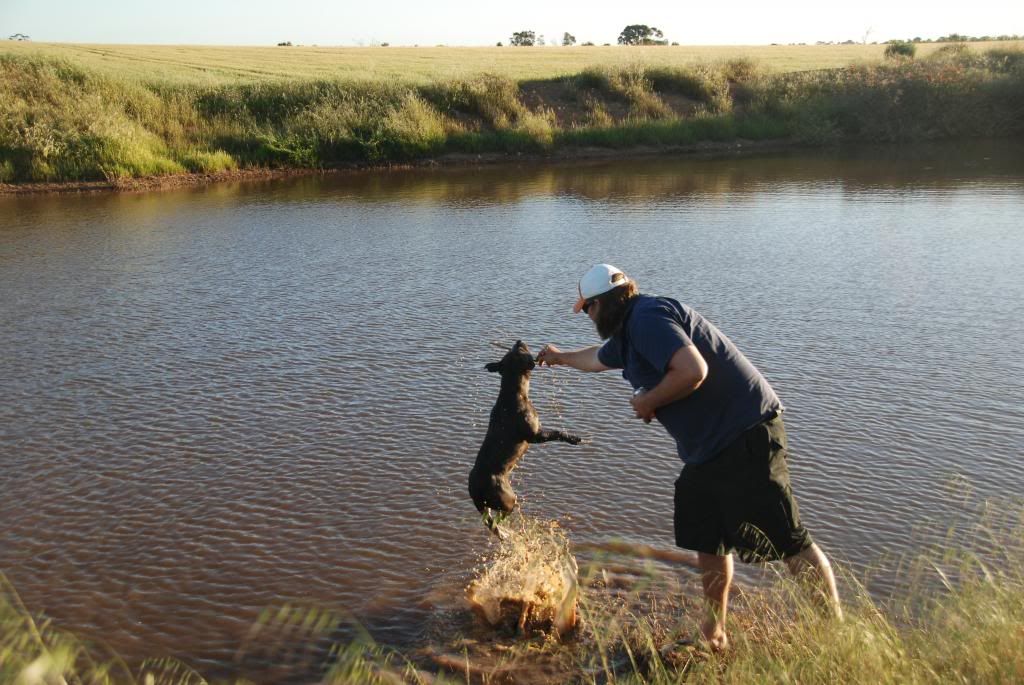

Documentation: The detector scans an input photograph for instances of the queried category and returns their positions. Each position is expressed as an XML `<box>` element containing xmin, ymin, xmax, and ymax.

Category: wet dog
<box><xmin>468</xmin><ymin>340</ymin><xmax>582</xmax><ymax>535</ymax></box>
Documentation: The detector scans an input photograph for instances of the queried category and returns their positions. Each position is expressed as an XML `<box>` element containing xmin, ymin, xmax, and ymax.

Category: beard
<box><xmin>595</xmin><ymin>300</ymin><xmax>629</xmax><ymax>340</ymax></box>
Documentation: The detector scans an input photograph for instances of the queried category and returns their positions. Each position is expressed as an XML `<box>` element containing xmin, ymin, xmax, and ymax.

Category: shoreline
<box><xmin>0</xmin><ymin>138</ymin><xmax>796</xmax><ymax>196</ymax></box>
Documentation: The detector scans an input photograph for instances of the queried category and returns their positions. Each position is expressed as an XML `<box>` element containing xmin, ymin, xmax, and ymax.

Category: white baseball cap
<box><xmin>573</xmin><ymin>264</ymin><xmax>630</xmax><ymax>313</ymax></box>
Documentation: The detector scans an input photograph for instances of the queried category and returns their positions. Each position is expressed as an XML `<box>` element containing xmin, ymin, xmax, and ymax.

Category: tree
<box><xmin>510</xmin><ymin>30</ymin><xmax>536</xmax><ymax>46</ymax></box>
<box><xmin>562</xmin><ymin>32</ymin><xmax>576</xmax><ymax>46</ymax></box>
<box><xmin>884</xmin><ymin>41</ymin><xmax>916</xmax><ymax>59</ymax></box>
<box><xmin>617</xmin><ymin>25</ymin><xmax>665</xmax><ymax>46</ymax></box>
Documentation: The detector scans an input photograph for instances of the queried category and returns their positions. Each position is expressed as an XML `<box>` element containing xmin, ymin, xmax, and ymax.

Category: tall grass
<box><xmin>2</xmin><ymin>47</ymin><xmax>1023</xmax><ymax>183</ymax></box>
<box><xmin>572</xmin><ymin>498</ymin><xmax>1024</xmax><ymax>685</ymax></box>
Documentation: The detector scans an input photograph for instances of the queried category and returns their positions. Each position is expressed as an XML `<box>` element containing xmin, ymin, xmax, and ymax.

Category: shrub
<box><xmin>582</xmin><ymin>95</ymin><xmax>613</xmax><ymax>127</ymax></box>
<box><xmin>573</xmin><ymin>67</ymin><xmax>614</xmax><ymax>95</ymax></box>
<box><xmin>928</xmin><ymin>42</ymin><xmax>977</xmax><ymax>66</ymax></box>
<box><xmin>646</xmin><ymin>64</ymin><xmax>731</xmax><ymax>112</ymax></box>
<box><xmin>281</xmin><ymin>98</ymin><xmax>360</xmax><ymax>162</ymax></box>
<box><xmin>513</xmin><ymin>107</ymin><xmax>556</xmax><ymax>147</ymax></box>
<box><xmin>423</xmin><ymin>75</ymin><xmax>524</xmax><ymax>130</ymax></box>
<box><xmin>379</xmin><ymin>92</ymin><xmax>451</xmax><ymax>158</ymax></box>
<box><xmin>722</xmin><ymin>57</ymin><xmax>761</xmax><ymax>82</ymax></box>
<box><xmin>575</xmin><ymin>66</ymin><xmax>672</xmax><ymax>120</ymax></box>
<box><xmin>984</xmin><ymin>46</ymin><xmax>1024</xmax><ymax>73</ymax></box>
<box><xmin>885</xmin><ymin>41</ymin><xmax>917</xmax><ymax>60</ymax></box>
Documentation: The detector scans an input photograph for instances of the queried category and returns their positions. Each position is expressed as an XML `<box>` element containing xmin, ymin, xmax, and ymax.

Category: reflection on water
<box><xmin>1</xmin><ymin>140</ymin><xmax>1023</xmax><ymax>676</ymax></box>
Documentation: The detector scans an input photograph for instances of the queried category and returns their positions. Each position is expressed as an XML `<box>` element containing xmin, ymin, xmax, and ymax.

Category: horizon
<box><xmin>2</xmin><ymin>1</ymin><xmax>1022</xmax><ymax>48</ymax></box>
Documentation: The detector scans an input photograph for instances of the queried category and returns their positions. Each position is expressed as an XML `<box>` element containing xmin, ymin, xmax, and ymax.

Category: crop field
<box><xmin>2</xmin><ymin>40</ymin><xmax>1021</xmax><ymax>86</ymax></box>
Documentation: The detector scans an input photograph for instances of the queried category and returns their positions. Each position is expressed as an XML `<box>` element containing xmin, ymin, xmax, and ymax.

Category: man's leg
<box><xmin>697</xmin><ymin>552</ymin><xmax>732</xmax><ymax>651</ymax></box>
<box><xmin>785</xmin><ymin>543</ymin><xmax>843</xmax><ymax>620</ymax></box>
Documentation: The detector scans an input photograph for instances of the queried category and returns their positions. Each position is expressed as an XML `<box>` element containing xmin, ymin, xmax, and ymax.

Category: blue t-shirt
<box><xmin>598</xmin><ymin>294</ymin><xmax>782</xmax><ymax>465</ymax></box>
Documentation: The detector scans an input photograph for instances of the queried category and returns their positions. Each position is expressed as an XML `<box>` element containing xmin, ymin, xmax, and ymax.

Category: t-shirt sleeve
<box><xmin>632</xmin><ymin>307</ymin><xmax>693</xmax><ymax>373</ymax></box>
<box><xmin>597</xmin><ymin>336</ymin><xmax>624</xmax><ymax>369</ymax></box>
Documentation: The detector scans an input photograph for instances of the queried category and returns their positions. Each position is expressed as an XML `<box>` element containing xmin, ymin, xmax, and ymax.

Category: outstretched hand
<box><xmin>536</xmin><ymin>344</ymin><xmax>563</xmax><ymax>367</ymax></box>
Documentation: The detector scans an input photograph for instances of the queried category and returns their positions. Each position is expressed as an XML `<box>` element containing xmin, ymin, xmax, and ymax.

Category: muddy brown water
<box><xmin>2</xmin><ymin>141</ymin><xmax>1023</xmax><ymax>678</ymax></box>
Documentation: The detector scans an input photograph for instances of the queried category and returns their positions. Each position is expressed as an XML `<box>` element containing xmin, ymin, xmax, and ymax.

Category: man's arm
<box><xmin>630</xmin><ymin>344</ymin><xmax>708</xmax><ymax>422</ymax></box>
<box><xmin>537</xmin><ymin>344</ymin><xmax>611</xmax><ymax>372</ymax></box>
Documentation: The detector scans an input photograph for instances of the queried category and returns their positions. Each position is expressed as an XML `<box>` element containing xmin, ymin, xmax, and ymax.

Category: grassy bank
<box><xmin>2</xmin><ymin>500</ymin><xmax>1022</xmax><ymax>683</ymax></box>
<box><xmin>2</xmin><ymin>44</ymin><xmax>1023</xmax><ymax>184</ymax></box>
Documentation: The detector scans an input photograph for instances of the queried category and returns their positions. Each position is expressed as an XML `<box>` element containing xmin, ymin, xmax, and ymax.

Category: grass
<box><xmin>2</xmin><ymin>499</ymin><xmax>1022</xmax><ymax>684</ymax></box>
<box><xmin>2</xmin><ymin>42</ymin><xmax>1024</xmax><ymax>183</ymax></box>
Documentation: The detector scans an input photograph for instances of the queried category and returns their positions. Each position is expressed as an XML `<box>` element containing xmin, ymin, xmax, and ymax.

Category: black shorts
<box><xmin>674</xmin><ymin>414</ymin><xmax>813</xmax><ymax>562</ymax></box>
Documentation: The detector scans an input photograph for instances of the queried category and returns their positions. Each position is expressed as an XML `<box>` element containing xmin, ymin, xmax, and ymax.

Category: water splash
<box><xmin>465</xmin><ymin>515</ymin><xmax>578</xmax><ymax>635</ymax></box>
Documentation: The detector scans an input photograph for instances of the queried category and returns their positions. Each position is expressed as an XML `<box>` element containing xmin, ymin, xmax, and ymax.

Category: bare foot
<box><xmin>701</xmin><ymin>619</ymin><xmax>730</xmax><ymax>653</ymax></box>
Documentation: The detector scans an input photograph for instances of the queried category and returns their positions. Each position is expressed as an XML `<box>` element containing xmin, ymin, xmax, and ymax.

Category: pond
<box><xmin>1</xmin><ymin>140</ymin><xmax>1022</xmax><ymax>676</ymax></box>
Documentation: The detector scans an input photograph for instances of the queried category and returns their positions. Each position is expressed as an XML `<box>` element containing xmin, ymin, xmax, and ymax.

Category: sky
<box><xmin>2</xmin><ymin>1</ymin><xmax>1022</xmax><ymax>47</ymax></box>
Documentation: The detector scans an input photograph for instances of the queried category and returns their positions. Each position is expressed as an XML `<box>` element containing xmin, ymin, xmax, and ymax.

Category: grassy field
<box><xmin>2</xmin><ymin>40</ymin><xmax>1022</xmax><ymax>86</ymax></box>
<box><xmin>2</xmin><ymin>41</ymin><xmax>1023</xmax><ymax>184</ymax></box>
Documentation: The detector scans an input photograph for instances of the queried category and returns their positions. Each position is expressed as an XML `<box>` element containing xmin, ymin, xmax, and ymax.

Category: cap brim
<box><xmin>573</xmin><ymin>296</ymin><xmax>585</xmax><ymax>314</ymax></box>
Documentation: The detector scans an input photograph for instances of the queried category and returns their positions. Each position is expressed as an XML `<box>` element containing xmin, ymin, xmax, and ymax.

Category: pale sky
<box><xmin>2</xmin><ymin>1</ymin><xmax>1022</xmax><ymax>46</ymax></box>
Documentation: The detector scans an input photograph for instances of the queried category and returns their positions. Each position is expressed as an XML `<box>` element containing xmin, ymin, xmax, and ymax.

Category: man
<box><xmin>537</xmin><ymin>263</ymin><xmax>841</xmax><ymax>651</ymax></box>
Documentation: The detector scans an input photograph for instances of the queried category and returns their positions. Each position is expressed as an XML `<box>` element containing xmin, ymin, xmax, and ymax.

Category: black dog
<box><xmin>468</xmin><ymin>340</ymin><xmax>582</xmax><ymax>534</ymax></box>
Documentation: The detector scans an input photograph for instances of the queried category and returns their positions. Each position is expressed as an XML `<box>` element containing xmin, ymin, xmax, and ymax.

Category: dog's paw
<box><xmin>483</xmin><ymin>508</ymin><xmax>513</xmax><ymax>539</ymax></box>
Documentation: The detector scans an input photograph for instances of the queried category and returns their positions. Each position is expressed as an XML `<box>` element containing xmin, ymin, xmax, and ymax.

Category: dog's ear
<box><xmin>485</xmin><ymin>362</ymin><xmax>502</xmax><ymax>373</ymax></box>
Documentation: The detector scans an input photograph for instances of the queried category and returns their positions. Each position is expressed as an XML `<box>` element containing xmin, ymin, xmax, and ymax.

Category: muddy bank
<box><xmin>0</xmin><ymin>166</ymin><xmax>327</xmax><ymax>196</ymax></box>
<box><xmin>0</xmin><ymin>138</ymin><xmax>794</xmax><ymax>196</ymax></box>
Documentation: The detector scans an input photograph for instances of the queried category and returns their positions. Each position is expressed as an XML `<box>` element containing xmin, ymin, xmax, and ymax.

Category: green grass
<box><xmin>2</xmin><ymin>43</ymin><xmax>1024</xmax><ymax>183</ymax></box>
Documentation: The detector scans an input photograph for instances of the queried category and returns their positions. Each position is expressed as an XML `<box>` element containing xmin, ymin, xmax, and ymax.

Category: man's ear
<box><xmin>485</xmin><ymin>362</ymin><xmax>502</xmax><ymax>373</ymax></box>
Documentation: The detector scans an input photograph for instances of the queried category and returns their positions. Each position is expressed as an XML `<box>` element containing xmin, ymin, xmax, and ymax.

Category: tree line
<box><xmin>498</xmin><ymin>28</ymin><xmax>1024</xmax><ymax>48</ymax></box>
<box><xmin>503</xmin><ymin>25</ymin><xmax>671</xmax><ymax>47</ymax></box>
<box><xmin>893</xmin><ymin>33</ymin><xmax>1023</xmax><ymax>43</ymax></box>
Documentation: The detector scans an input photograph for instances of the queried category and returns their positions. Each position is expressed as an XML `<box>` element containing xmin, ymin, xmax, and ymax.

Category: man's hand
<box><xmin>627</xmin><ymin>346</ymin><xmax>708</xmax><ymax>424</ymax></box>
<box><xmin>630</xmin><ymin>390</ymin><xmax>656</xmax><ymax>424</ymax></box>
<box><xmin>537</xmin><ymin>344</ymin><xmax>564</xmax><ymax>367</ymax></box>
<box><xmin>537</xmin><ymin>344</ymin><xmax>609</xmax><ymax>372</ymax></box>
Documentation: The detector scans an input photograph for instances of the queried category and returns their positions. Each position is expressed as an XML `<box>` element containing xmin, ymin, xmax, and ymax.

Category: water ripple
<box><xmin>2</xmin><ymin>144</ymin><xmax>1023</xmax><ymax>674</ymax></box>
